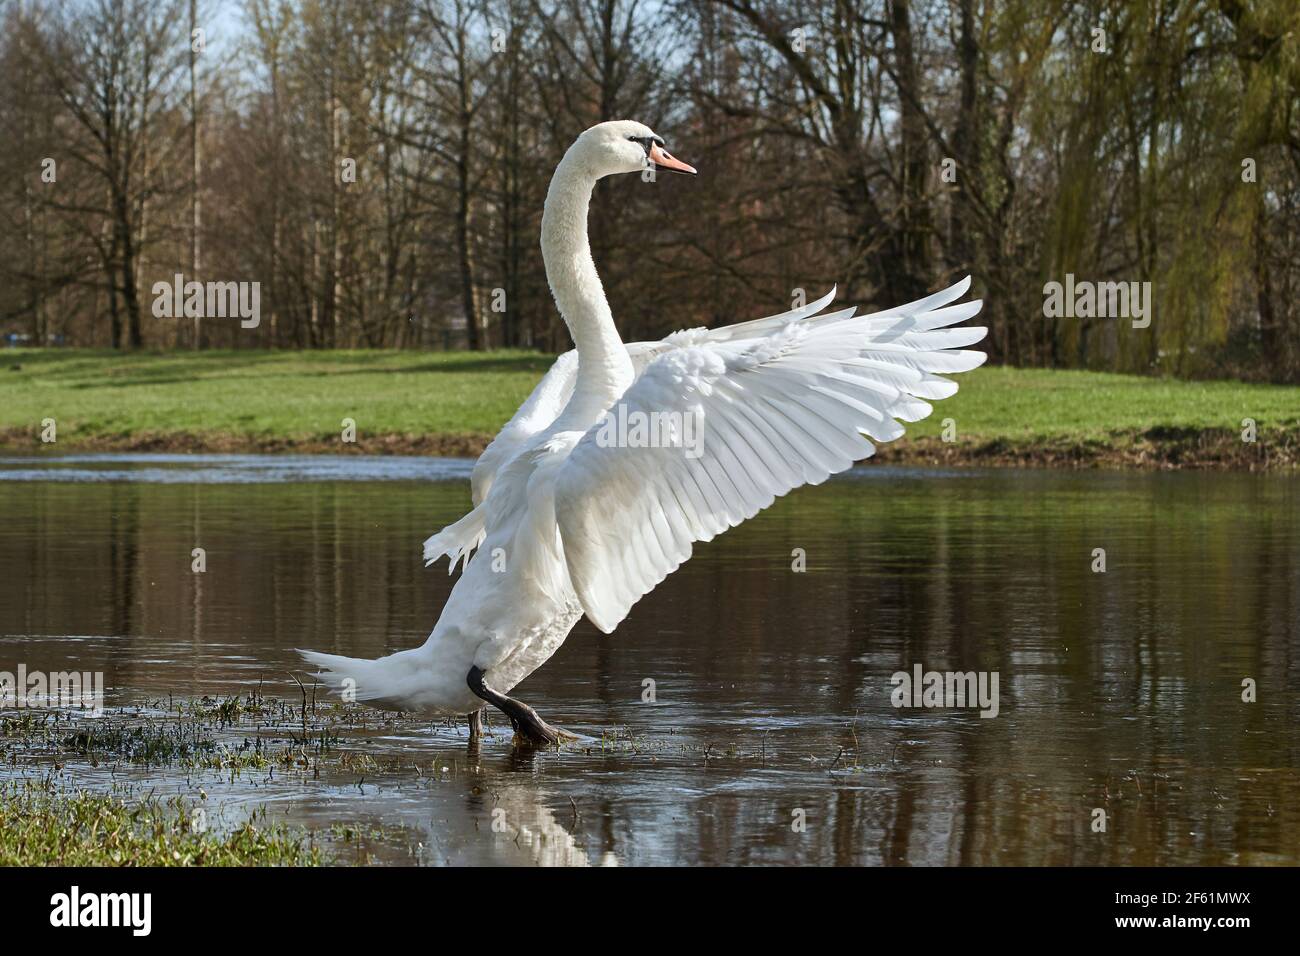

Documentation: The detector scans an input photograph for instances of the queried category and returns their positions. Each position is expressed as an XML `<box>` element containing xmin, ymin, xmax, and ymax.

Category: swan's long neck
<box><xmin>541</xmin><ymin>152</ymin><xmax>634</xmax><ymax>427</ymax></box>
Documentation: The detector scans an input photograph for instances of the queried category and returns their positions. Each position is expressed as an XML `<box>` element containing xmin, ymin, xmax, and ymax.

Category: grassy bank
<box><xmin>0</xmin><ymin>781</ymin><xmax>323</xmax><ymax>866</ymax></box>
<box><xmin>1</xmin><ymin>348</ymin><xmax>1298</xmax><ymax>468</ymax></box>
<box><xmin>0</xmin><ymin>696</ymin><xmax>449</xmax><ymax>866</ymax></box>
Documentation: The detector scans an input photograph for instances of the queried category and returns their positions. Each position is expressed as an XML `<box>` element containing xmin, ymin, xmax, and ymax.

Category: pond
<box><xmin>0</xmin><ymin>454</ymin><xmax>1297</xmax><ymax>865</ymax></box>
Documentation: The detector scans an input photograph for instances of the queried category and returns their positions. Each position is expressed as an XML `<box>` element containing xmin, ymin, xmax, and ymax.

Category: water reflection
<box><xmin>0</xmin><ymin>457</ymin><xmax>1297</xmax><ymax>865</ymax></box>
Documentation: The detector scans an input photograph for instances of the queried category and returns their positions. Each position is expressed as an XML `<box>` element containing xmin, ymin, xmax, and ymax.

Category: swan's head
<box><xmin>571</xmin><ymin>120</ymin><xmax>696</xmax><ymax>180</ymax></box>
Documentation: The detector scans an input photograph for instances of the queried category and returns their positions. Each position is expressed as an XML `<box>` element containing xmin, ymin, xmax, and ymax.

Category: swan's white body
<box><xmin>300</xmin><ymin>121</ymin><xmax>988</xmax><ymax>718</ymax></box>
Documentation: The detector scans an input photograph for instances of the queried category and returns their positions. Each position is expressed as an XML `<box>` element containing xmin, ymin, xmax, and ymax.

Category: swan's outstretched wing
<box><xmin>552</xmin><ymin>277</ymin><xmax>986</xmax><ymax>633</ymax></box>
<box><xmin>431</xmin><ymin>279</ymin><xmax>976</xmax><ymax>568</ymax></box>
<box><xmin>449</xmin><ymin>285</ymin><xmax>962</xmax><ymax>512</ymax></box>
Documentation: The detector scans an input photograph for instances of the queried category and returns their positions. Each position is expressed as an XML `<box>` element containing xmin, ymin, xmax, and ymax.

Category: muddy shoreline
<box><xmin>1</xmin><ymin>426</ymin><xmax>1296</xmax><ymax>470</ymax></box>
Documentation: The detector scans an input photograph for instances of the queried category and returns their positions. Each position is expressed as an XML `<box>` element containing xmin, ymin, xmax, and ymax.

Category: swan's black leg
<box><xmin>466</xmin><ymin>666</ymin><xmax>576</xmax><ymax>746</ymax></box>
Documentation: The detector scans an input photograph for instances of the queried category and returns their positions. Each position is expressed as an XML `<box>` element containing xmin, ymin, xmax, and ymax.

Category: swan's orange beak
<box><xmin>649</xmin><ymin>142</ymin><xmax>696</xmax><ymax>175</ymax></box>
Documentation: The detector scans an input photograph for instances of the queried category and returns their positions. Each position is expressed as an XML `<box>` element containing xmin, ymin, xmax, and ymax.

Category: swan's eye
<box><xmin>626</xmin><ymin>134</ymin><xmax>663</xmax><ymax>157</ymax></box>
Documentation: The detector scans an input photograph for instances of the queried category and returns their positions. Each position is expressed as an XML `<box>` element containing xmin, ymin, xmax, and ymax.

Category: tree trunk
<box><xmin>189</xmin><ymin>0</ymin><xmax>202</xmax><ymax>349</ymax></box>
<box><xmin>888</xmin><ymin>0</ymin><xmax>932</xmax><ymax>304</ymax></box>
<box><xmin>455</xmin><ymin>21</ymin><xmax>481</xmax><ymax>351</ymax></box>
<box><xmin>949</xmin><ymin>0</ymin><xmax>977</xmax><ymax>274</ymax></box>
<box><xmin>456</xmin><ymin>144</ymin><xmax>481</xmax><ymax>350</ymax></box>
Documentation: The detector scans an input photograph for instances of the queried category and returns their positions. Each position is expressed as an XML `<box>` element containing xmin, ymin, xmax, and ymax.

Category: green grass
<box><xmin>0</xmin><ymin>781</ymin><xmax>324</xmax><ymax>866</ymax></box>
<box><xmin>1</xmin><ymin>349</ymin><xmax>1298</xmax><ymax>461</ymax></box>
<box><xmin>0</xmin><ymin>348</ymin><xmax>552</xmax><ymax>446</ymax></box>
<box><xmin>0</xmin><ymin>695</ymin><xmax>439</xmax><ymax>865</ymax></box>
<box><xmin>900</xmin><ymin>365</ymin><xmax>1300</xmax><ymax>442</ymax></box>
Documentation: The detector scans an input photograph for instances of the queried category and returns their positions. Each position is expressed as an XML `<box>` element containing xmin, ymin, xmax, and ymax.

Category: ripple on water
<box><xmin>0</xmin><ymin>452</ymin><xmax>474</xmax><ymax>484</ymax></box>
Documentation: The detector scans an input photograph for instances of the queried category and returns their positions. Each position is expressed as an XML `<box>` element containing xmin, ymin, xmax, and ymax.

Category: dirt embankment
<box><xmin>0</xmin><ymin>427</ymin><xmax>492</xmax><ymax>458</ymax></box>
<box><xmin>3</xmin><ymin>424</ymin><xmax>1297</xmax><ymax>470</ymax></box>
<box><xmin>869</xmin><ymin>428</ymin><xmax>1300</xmax><ymax>471</ymax></box>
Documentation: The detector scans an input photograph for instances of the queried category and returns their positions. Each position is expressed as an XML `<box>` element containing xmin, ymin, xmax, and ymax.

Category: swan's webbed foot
<box><xmin>505</xmin><ymin>700</ymin><xmax>580</xmax><ymax>746</ymax></box>
<box><xmin>466</xmin><ymin>666</ymin><xmax>577</xmax><ymax>747</ymax></box>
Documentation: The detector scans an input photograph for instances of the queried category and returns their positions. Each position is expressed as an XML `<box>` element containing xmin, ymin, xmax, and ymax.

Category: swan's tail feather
<box><xmin>296</xmin><ymin>649</ymin><xmax>393</xmax><ymax>703</ymax></box>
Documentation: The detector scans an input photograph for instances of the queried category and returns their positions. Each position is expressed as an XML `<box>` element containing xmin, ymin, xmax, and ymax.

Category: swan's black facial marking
<box><xmin>626</xmin><ymin>134</ymin><xmax>664</xmax><ymax>158</ymax></box>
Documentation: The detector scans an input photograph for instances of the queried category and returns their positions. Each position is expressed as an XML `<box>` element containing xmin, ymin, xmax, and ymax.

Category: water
<box><xmin>1</xmin><ymin>454</ymin><xmax>1297</xmax><ymax>865</ymax></box>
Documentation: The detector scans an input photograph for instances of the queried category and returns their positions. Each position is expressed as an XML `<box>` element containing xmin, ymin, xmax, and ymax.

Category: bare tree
<box><xmin>22</xmin><ymin>0</ymin><xmax>187</xmax><ymax>348</ymax></box>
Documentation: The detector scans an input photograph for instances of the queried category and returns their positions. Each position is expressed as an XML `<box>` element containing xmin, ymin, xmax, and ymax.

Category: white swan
<box><xmin>299</xmin><ymin>120</ymin><xmax>987</xmax><ymax>744</ymax></box>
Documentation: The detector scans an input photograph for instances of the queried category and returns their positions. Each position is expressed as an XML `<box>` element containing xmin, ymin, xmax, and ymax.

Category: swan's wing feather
<box><xmin>553</xmin><ymin>281</ymin><xmax>985</xmax><ymax>633</ymax></box>
<box><xmin>470</xmin><ymin>350</ymin><xmax>578</xmax><ymax>505</ymax></box>
<box><xmin>681</xmin><ymin>275</ymin><xmax>972</xmax><ymax>344</ymax></box>
<box><xmin>421</xmin><ymin>503</ymin><xmax>488</xmax><ymax>572</ymax></box>
<box><xmin>424</xmin><ymin>351</ymin><xmax>577</xmax><ymax>568</ymax></box>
